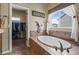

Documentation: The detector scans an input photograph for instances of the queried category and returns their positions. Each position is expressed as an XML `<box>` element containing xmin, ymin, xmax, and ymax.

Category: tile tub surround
<box><xmin>30</xmin><ymin>30</ymin><xmax>47</xmax><ymax>37</ymax></box>
<box><xmin>30</xmin><ymin>33</ymin><xmax>79</xmax><ymax>55</ymax></box>
<box><xmin>30</xmin><ymin>30</ymin><xmax>72</xmax><ymax>40</ymax></box>
<box><xmin>48</xmin><ymin>30</ymin><xmax>71</xmax><ymax>40</ymax></box>
<box><xmin>30</xmin><ymin>30</ymin><xmax>79</xmax><ymax>55</ymax></box>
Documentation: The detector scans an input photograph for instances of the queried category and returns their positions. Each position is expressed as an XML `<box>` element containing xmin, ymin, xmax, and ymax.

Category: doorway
<box><xmin>12</xmin><ymin>8</ymin><xmax>27</xmax><ymax>40</ymax></box>
<box><xmin>12</xmin><ymin>7</ymin><xmax>27</xmax><ymax>50</ymax></box>
<box><xmin>9</xmin><ymin>4</ymin><xmax>30</xmax><ymax>53</ymax></box>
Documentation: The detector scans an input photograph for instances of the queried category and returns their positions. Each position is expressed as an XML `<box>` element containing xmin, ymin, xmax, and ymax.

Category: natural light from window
<box><xmin>48</xmin><ymin>10</ymin><xmax>65</xmax><ymax>27</ymax></box>
<box><xmin>12</xmin><ymin>17</ymin><xmax>20</xmax><ymax>21</ymax></box>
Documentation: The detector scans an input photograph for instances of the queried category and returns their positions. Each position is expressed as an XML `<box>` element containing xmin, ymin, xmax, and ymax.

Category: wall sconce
<box><xmin>0</xmin><ymin>15</ymin><xmax>8</xmax><ymax>28</ymax></box>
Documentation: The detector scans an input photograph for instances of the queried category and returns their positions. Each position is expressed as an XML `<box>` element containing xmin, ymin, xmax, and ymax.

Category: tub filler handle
<box><xmin>59</xmin><ymin>41</ymin><xmax>70</xmax><ymax>53</ymax></box>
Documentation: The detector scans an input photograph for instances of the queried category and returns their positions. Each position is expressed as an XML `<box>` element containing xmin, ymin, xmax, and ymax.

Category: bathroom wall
<box><xmin>1</xmin><ymin>3</ymin><xmax>49</xmax><ymax>54</ymax></box>
<box><xmin>48</xmin><ymin>3</ymin><xmax>73</xmax><ymax>14</ymax></box>
<box><xmin>0</xmin><ymin>4</ymin><xmax>1</xmax><ymax>27</ymax></box>
<box><xmin>0</xmin><ymin>4</ymin><xmax>2</xmax><ymax>53</ymax></box>
<box><xmin>0</xmin><ymin>3</ymin><xmax>9</xmax><ymax>54</ymax></box>
<box><xmin>47</xmin><ymin>3</ymin><xmax>60</xmax><ymax>10</ymax></box>
<box><xmin>14</xmin><ymin>3</ymin><xmax>49</xmax><ymax>39</ymax></box>
<box><xmin>0</xmin><ymin>4</ymin><xmax>1</xmax><ymax>54</ymax></box>
<box><xmin>12</xmin><ymin>9</ymin><xmax>26</xmax><ymax>23</ymax></box>
<box><xmin>14</xmin><ymin>3</ymin><xmax>48</xmax><ymax>31</ymax></box>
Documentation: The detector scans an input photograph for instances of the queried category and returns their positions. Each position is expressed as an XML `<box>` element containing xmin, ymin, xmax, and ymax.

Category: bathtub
<box><xmin>37</xmin><ymin>36</ymin><xmax>72</xmax><ymax>52</ymax></box>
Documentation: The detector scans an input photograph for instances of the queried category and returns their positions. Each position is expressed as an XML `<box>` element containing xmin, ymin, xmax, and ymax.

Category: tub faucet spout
<box><xmin>59</xmin><ymin>41</ymin><xmax>64</xmax><ymax>52</ymax></box>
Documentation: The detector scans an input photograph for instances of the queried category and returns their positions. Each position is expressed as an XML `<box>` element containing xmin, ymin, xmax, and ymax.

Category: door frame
<box><xmin>9</xmin><ymin>4</ymin><xmax>30</xmax><ymax>53</ymax></box>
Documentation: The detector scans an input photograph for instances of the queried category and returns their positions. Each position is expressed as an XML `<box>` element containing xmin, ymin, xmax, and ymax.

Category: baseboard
<box><xmin>2</xmin><ymin>50</ymin><xmax>12</xmax><ymax>55</ymax></box>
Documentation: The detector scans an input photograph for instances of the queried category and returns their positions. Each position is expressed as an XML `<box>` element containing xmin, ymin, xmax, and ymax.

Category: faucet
<box><xmin>59</xmin><ymin>41</ymin><xmax>64</xmax><ymax>52</ymax></box>
<box><xmin>58</xmin><ymin>41</ymin><xmax>70</xmax><ymax>53</ymax></box>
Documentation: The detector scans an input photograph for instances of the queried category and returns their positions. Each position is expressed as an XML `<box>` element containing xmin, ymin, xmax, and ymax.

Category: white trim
<box><xmin>26</xmin><ymin>8</ymin><xmax>30</xmax><ymax>47</ymax></box>
<box><xmin>9</xmin><ymin>4</ymin><xmax>30</xmax><ymax>54</ymax></box>
<box><xmin>12</xmin><ymin>4</ymin><xmax>28</xmax><ymax>11</ymax></box>
<box><xmin>9</xmin><ymin>3</ymin><xmax>12</xmax><ymax>54</ymax></box>
<box><xmin>2</xmin><ymin>50</ymin><xmax>12</xmax><ymax>55</ymax></box>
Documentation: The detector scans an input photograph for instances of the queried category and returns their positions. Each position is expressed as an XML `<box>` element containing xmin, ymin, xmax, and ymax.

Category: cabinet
<box><xmin>0</xmin><ymin>33</ymin><xmax>2</xmax><ymax>54</ymax></box>
<box><xmin>0</xmin><ymin>29</ymin><xmax>4</xmax><ymax>55</ymax></box>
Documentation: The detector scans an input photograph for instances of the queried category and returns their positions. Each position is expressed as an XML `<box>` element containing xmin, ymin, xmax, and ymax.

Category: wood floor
<box><xmin>10</xmin><ymin>39</ymin><xmax>49</xmax><ymax>55</ymax></box>
<box><xmin>7</xmin><ymin>38</ymin><xmax>79</xmax><ymax>55</ymax></box>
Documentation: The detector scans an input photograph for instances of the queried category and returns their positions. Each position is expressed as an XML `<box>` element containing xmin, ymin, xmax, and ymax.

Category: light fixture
<box><xmin>0</xmin><ymin>15</ymin><xmax>8</xmax><ymax>28</ymax></box>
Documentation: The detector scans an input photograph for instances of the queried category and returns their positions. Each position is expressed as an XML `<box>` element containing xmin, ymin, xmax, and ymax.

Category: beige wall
<box><xmin>12</xmin><ymin>9</ymin><xmax>26</xmax><ymax>23</ymax></box>
<box><xmin>47</xmin><ymin>3</ymin><xmax>59</xmax><ymax>10</ymax></box>
<box><xmin>0</xmin><ymin>4</ymin><xmax>1</xmax><ymax>14</ymax></box>
<box><xmin>1</xmin><ymin>3</ymin><xmax>49</xmax><ymax>53</ymax></box>
<box><xmin>14</xmin><ymin>3</ymin><xmax>48</xmax><ymax>31</ymax></box>
<box><xmin>0</xmin><ymin>3</ymin><xmax>9</xmax><ymax>53</ymax></box>
<box><xmin>0</xmin><ymin>4</ymin><xmax>1</xmax><ymax>27</ymax></box>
